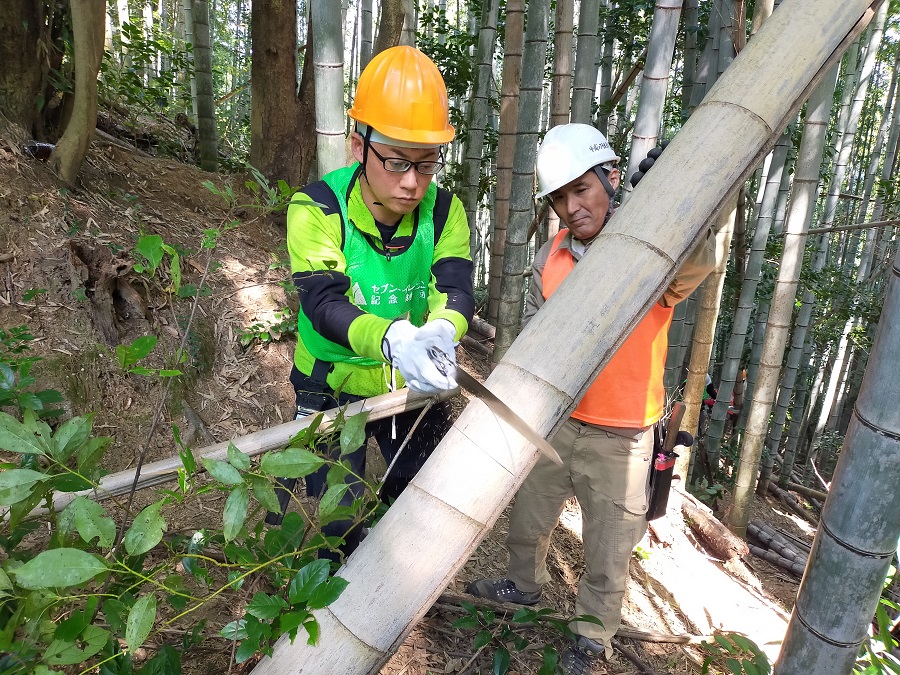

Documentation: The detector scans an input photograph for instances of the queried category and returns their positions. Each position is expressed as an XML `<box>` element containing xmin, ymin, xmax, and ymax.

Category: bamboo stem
<box><xmin>34</xmin><ymin>388</ymin><xmax>448</xmax><ymax>516</ymax></box>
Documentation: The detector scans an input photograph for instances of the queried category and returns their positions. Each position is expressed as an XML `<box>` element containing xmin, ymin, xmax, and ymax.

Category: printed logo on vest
<box><xmin>352</xmin><ymin>282</ymin><xmax>367</xmax><ymax>305</ymax></box>
<box><xmin>368</xmin><ymin>281</ymin><xmax>428</xmax><ymax>307</ymax></box>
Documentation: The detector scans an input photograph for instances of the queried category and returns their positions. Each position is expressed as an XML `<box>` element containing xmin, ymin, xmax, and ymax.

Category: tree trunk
<box><xmin>50</xmin><ymin>0</ymin><xmax>105</xmax><ymax>187</ymax></box>
<box><xmin>596</xmin><ymin>0</ymin><xmax>614</xmax><ymax>131</ymax></box>
<box><xmin>312</xmin><ymin>0</ymin><xmax>345</xmax><ymax>178</ymax></box>
<box><xmin>570</xmin><ymin>0</ymin><xmax>600</xmax><ymax>124</ymax></box>
<box><xmin>622</xmin><ymin>0</ymin><xmax>683</xmax><ymax>198</ymax></box>
<box><xmin>360</xmin><ymin>0</ymin><xmax>373</xmax><ymax>70</ymax></box>
<box><xmin>249</xmin><ymin>4</ymin><xmax>878</xmax><ymax>671</ymax></box>
<box><xmin>678</xmin><ymin>207</ymin><xmax>734</xmax><ymax>482</ymax></box>
<box><xmin>460</xmin><ymin>0</ymin><xmax>500</xmax><ymax>260</ymax></box>
<box><xmin>549</xmin><ymin>0</ymin><xmax>574</xmax><ymax>127</ymax></box>
<box><xmin>774</xmin><ymin>248</ymin><xmax>900</xmax><ymax>674</ymax></box>
<box><xmin>485</xmin><ymin>0</ymin><xmax>524</xmax><ymax>324</ymax></box>
<box><xmin>680</xmin><ymin>0</ymin><xmax>699</xmax><ymax>116</ymax></box>
<box><xmin>727</xmin><ymin>64</ymin><xmax>840</xmax><ymax>537</ymax></box>
<box><xmin>0</xmin><ymin>0</ymin><xmax>45</xmax><ymax>135</ymax></box>
<box><xmin>706</xmin><ymin>129</ymin><xmax>794</xmax><ymax>466</ymax></box>
<box><xmin>192</xmin><ymin>0</ymin><xmax>218</xmax><ymax>172</ymax></box>
<box><xmin>250</xmin><ymin>0</ymin><xmax>315</xmax><ymax>188</ymax></box>
<box><xmin>493</xmin><ymin>0</ymin><xmax>551</xmax><ymax>362</ymax></box>
<box><xmin>373</xmin><ymin>0</ymin><xmax>404</xmax><ymax>55</ymax></box>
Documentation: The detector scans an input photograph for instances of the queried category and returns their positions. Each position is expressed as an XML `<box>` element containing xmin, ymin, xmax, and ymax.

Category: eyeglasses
<box><xmin>367</xmin><ymin>144</ymin><xmax>445</xmax><ymax>175</ymax></box>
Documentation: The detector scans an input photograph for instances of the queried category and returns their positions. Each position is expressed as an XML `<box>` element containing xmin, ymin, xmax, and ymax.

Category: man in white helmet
<box><xmin>468</xmin><ymin>123</ymin><xmax>714</xmax><ymax>673</ymax></box>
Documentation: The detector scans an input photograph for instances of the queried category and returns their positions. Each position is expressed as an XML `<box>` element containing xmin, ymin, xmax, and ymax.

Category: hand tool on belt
<box><xmin>428</xmin><ymin>347</ymin><xmax>564</xmax><ymax>466</ymax></box>
<box><xmin>646</xmin><ymin>401</ymin><xmax>691</xmax><ymax>521</ymax></box>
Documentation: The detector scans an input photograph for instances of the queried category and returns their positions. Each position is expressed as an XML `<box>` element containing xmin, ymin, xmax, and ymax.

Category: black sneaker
<box><xmin>466</xmin><ymin>578</ymin><xmax>541</xmax><ymax>605</ymax></box>
<box><xmin>560</xmin><ymin>635</ymin><xmax>605</xmax><ymax>675</ymax></box>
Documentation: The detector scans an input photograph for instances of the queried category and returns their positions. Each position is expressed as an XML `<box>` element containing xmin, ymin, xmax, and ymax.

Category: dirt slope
<box><xmin>0</xmin><ymin>139</ymin><xmax>810</xmax><ymax>674</ymax></box>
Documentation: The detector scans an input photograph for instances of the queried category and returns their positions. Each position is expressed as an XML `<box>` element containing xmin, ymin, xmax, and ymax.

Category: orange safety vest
<box><xmin>542</xmin><ymin>231</ymin><xmax>673</xmax><ymax>427</ymax></box>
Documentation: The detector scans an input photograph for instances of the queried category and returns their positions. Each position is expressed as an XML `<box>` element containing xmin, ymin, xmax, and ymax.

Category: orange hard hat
<box><xmin>349</xmin><ymin>46</ymin><xmax>455</xmax><ymax>145</ymax></box>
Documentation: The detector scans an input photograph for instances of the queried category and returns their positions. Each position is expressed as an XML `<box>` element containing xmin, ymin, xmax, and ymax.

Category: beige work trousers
<box><xmin>506</xmin><ymin>417</ymin><xmax>653</xmax><ymax>643</ymax></box>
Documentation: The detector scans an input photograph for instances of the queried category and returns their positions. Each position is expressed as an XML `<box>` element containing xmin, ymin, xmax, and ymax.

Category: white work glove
<box><xmin>382</xmin><ymin>319</ymin><xmax>458</xmax><ymax>395</ymax></box>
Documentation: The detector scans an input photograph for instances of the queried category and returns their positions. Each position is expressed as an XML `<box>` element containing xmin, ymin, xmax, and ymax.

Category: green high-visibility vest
<box><xmin>296</xmin><ymin>164</ymin><xmax>436</xmax><ymax>365</ymax></box>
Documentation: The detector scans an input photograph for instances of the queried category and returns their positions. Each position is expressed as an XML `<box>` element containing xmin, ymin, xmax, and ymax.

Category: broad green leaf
<box><xmin>76</xmin><ymin>435</ymin><xmax>112</xmax><ymax>470</ymax></box>
<box><xmin>473</xmin><ymin>629</ymin><xmax>492</xmax><ymax>650</ymax></box>
<box><xmin>307</xmin><ymin>575</ymin><xmax>349</xmax><ymax>609</ymax></box>
<box><xmin>318</xmin><ymin>483</ymin><xmax>349</xmax><ymax>522</ymax></box>
<box><xmin>136</xmin><ymin>235</ymin><xmax>164</xmax><ymax>274</ymax></box>
<box><xmin>223</xmin><ymin>485</ymin><xmax>249</xmax><ymax>542</ymax></box>
<box><xmin>714</xmin><ymin>634</ymin><xmax>738</xmax><ymax>653</ymax></box>
<box><xmin>51</xmin><ymin>415</ymin><xmax>93</xmax><ymax>462</ymax></box>
<box><xmin>227</xmin><ymin>442</ymin><xmax>251</xmax><ymax>471</ymax></box>
<box><xmin>249</xmin><ymin>476</ymin><xmax>281</xmax><ymax>513</ymax></box>
<box><xmin>235</xmin><ymin>636</ymin><xmax>260</xmax><ymax>664</ymax></box>
<box><xmin>339</xmin><ymin>411</ymin><xmax>368</xmax><ymax>456</ymax></box>
<box><xmin>0</xmin><ymin>411</ymin><xmax>45</xmax><ymax>454</ymax></box>
<box><xmin>219</xmin><ymin>619</ymin><xmax>247</xmax><ymax>640</ymax></box>
<box><xmin>0</xmin><ymin>468</ymin><xmax>50</xmax><ymax>505</ymax></box>
<box><xmin>725</xmin><ymin>658</ymin><xmax>743</xmax><ymax>675</ymax></box>
<box><xmin>63</xmin><ymin>496</ymin><xmax>116</xmax><ymax>548</ymax></box>
<box><xmin>45</xmin><ymin>625</ymin><xmax>109</xmax><ymax>665</ymax></box>
<box><xmin>116</xmin><ymin>335</ymin><xmax>158</xmax><ymax>370</ymax></box>
<box><xmin>288</xmin><ymin>560</ymin><xmax>330</xmax><ymax>605</ymax></box>
<box><xmin>124</xmin><ymin>501</ymin><xmax>166</xmax><ymax>555</ymax></box>
<box><xmin>126</xmin><ymin>593</ymin><xmax>157</xmax><ymax>652</ymax></box>
<box><xmin>292</xmin><ymin>616</ymin><xmax>314</xmax><ymax>646</ymax></box>
<box><xmin>13</xmin><ymin>548</ymin><xmax>108</xmax><ymax>589</ymax></box>
<box><xmin>260</xmin><ymin>448</ymin><xmax>324</xmax><ymax>478</ymax></box>
<box><xmin>279</xmin><ymin>610</ymin><xmax>309</xmax><ymax>640</ymax></box>
<box><xmin>202</xmin><ymin>457</ymin><xmax>243</xmax><ymax>485</ymax></box>
<box><xmin>493</xmin><ymin>647</ymin><xmax>511</xmax><ymax>675</ymax></box>
<box><xmin>246</xmin><ymin>592</ymin><xmax>287</xmax><ymax>620</ymax></box>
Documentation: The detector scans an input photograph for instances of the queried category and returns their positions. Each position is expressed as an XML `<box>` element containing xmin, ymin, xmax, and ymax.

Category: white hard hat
<box><xmin>535</xmin><ymin>123</ymin><xmax>620</xmax><ymax>198</ymax></box>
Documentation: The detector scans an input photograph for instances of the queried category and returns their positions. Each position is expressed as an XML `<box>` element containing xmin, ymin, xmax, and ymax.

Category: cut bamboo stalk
<box><xmin>36</xmin><ymin>388</ymin><xmax>446</xmax><ymax>516</ymax></box>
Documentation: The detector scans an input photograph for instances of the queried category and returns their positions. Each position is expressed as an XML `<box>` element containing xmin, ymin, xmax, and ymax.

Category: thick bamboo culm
<box><xmin>252</xmin><ymin>2</ymin><xmax>878</xmax><ymax>674</ymax></box>
<box><xmin>39</xmin><ymin>388</ymin><xmax>445</xmax><ymax>515</ymax></box>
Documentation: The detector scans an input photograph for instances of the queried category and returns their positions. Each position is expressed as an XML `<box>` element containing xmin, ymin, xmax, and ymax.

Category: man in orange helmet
<box><xmin>265</xmin><ymin>47</ymin><xmax>474</xmax><ymax>567</ymax></box>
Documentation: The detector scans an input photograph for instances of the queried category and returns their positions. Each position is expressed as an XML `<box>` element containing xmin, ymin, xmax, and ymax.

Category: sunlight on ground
<box><xmin>556</xmin><ymin>497</ymin><xmax>789</xmax><ymax>664</ymax></box>
<box><xmin>218</xmin><ymin>256</ymin><xmax>283</xmax><ymax>327</ymax></box>
<box><xmin>772</xmin><ymin>505</ymin><xmax>817</xmax><ymax>537</ymax></box>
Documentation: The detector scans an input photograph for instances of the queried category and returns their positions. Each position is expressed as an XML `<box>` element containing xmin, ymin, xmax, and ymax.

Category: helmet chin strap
<box><xmin>592</xmin><ymin>165</ymin><xmax>616</xmax><ymax>225</ymax></box>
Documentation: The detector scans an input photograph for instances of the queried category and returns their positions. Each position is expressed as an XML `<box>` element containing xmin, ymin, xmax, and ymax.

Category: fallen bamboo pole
<box><xmin>37</xmin><ymin>387</ymin><xmax>449</xmax><ymax>515</ymax></box>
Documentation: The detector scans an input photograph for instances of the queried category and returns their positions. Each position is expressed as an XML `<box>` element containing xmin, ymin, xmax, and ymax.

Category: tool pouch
<box><xmin>646</xmin><ymin>424</ymin><xmax>678</xmax><ymax>521</ymax></box>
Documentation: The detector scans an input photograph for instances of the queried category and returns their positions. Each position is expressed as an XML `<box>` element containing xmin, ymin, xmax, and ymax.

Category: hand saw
<box><xmin>428</xmin><ymin>347</ymin><xmax>563</xmax><ymax>466</ymax></box>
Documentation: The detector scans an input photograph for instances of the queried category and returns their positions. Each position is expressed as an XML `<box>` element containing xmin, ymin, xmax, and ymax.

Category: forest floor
<box><xmin>0</xmin><ymin>134</ymin><xmax>818</xmax><ymax>674</ymax></box>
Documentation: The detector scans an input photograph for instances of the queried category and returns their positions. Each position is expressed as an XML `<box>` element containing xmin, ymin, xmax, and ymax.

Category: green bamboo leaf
<box><xmin>124</xmin><ymin>501</ymin><xmax>166</xmax><ymax>555</ymax></box>
<box><xmin>246</xmin><ymin>592</ymin><xmax>288</xmax><ymax>620</ymax></box>
<box><xmin>339</xmin><ymin>411</ymin><xmax>368</xmax><ymax>456</ymax></box>
<box><xmin>63</xmin><ymin>496</ymin><xmax>116</xmax><ymax>548</ymax></box>
<box><xmin>725</xmin><ymin>657</ymin><xmax>743</xmax><ymax>675</ymax></box>
<box><xmin>51</xmin><ymin>414</ymin><xmax>93</xmax><ymax>462</ymax></box>
<box><xmin>307</xmin><ymin>575</ymin><xmax>349</xmax><ymax>609</ymax></box>
<box><xmin>45</xmin><ymin>625</ymin><xmax>109</xmax><ymax>665</ymax></box>
<box><xmin>0</xmin><ymin>468</ymin><xmax>50</xmax><ymax>505</ymax></box>
<box><xmin>227</xmin><ymin>442</ymin><xmax>251</xmax><ymax>471</ymax></box>
<box><xmin>13</xmin><ymin>548</ymin><xmax>108</xmax><ymax>589</ymax></box>
<box><xmin>249</xmin><ymin>476</ymin><xmax>281</xmax><ymax>512</ymax></box>
<box><xmin>0</xmin><ymin>411</ymin><xmax>46</xmax><ymax>454</ymax></box>
<box><xmin>260</xmin><ymin>447</ymin><xmax>324</xmax><ymax>478</ymax></box>
<box><xmin>126</xmin><ymin>593</ymin><xmax>157</xmax><ymax>652</ymax></box>
<box><xmin>223</xmin><ymin>485</ymin><xmax>249</xmax><ymax>542</ymax></box>
<box><xmin>288</xmin><ymin>560</ymin><xmax>330</xmax><ymax>605</ymax></box>
<box><xmin>202</xmin><ymin>457</ymin><xmax>243</xmax><ymax>485</ymax></box>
